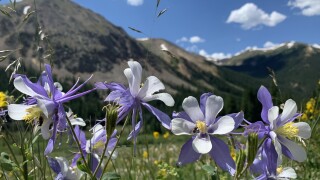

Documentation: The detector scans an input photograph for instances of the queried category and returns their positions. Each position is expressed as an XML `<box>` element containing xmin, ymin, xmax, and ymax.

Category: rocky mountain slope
<box><xmin>0</xmin><ymin>0</ymin><xmax>259</xmax><ymax>99</ymax></box>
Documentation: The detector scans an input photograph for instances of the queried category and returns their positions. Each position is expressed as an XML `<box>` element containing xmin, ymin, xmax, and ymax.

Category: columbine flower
<box><xmin>171</xmin><ymin>93</ymin><xmax>236</xmax><ymax>175</ymax></box>
<box><xmin>47</xmin><ymin>156</ymin><xmax>83</xmax><ymax>180</ymax></box>
<box><xmin>72</xmin><ymin>125</ymin><xmax>117</xmax><ymax>178</ymax></box>
<box><xmin>253</xmin><ymin>139</ymin><xmax>297</xmax><ymax>180</ymax></box>
<box><xmin>257</xmin><ymin>86</ymin><xmax>311</xmax><ymax>164</ymax></box>
<box><xmin>8</xmin><ymin>64</ymin><xmax>95</xmax><ymax>155</ymax></box>
<box><xmin>95</xmin><ymin>60</ymin><xmax>174</xmax><ymax>140</ymax></box>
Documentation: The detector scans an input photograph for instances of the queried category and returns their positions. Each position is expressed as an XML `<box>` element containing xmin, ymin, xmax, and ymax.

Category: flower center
<box><xmin>93</xmin><ymin>140</ymin><xmax>105</xmax><ymax>150</ymax></box>
<box><xmin>23</xmin><ymin>107</ymin><xmax>42</xmax><ymax>123</ymax></box>
<box><xmin>276</xmin><ymin>122</ymin><xmax>299</xmax><ymax>139</ymax></box>
<box><xmin>195</xmin><ymin>120</ymin><xmax>207</xmax><ymax>133</ymax></box>
<box><xmin>276</xmin><ymin>166</ymin><xmax>283</xmax><ymax>174</ymax></box>
<box><xmin>0</xmin><ymin>92</ymin><xmax>7</xmax><ymax>108</ymax></box>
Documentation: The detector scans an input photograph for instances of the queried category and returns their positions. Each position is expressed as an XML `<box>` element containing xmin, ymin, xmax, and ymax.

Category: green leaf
<box><xmin>157</xmin><ymin>8</ymin><xmax>167</xmax><ymax>18</ymax></box>
<box><xmin>76</xmin><ymin>160</ymin><xmax>90</xmax><ymax>174</ymax></box>
<box><xmin>1</xmin><ymin>162</ymin><xmax>13</xmax><ymax>171</ymax></box>
<box><xmin>128</xmin><ymin>27</ymin><xmax>143</xmax><ymax>34</ymax></box>
<box><xmin>101</xmin><ymin>172</ymin><xmax>121</xmax><ymax>180</ymax></box>
<box><xmin>202</xmin><ymin>165</ymin><xmax>216</xmax><ymax>175</ymax></box>
<box><xmin>32</xmin><ymin>135</ymin><xmax>40</xmax><ymax>144</ymax></box>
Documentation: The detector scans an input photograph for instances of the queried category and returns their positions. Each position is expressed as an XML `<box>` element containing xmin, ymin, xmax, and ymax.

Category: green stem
<box><xmin>100</xmin><ymin>115</ymin><xmax>130</xmax><ymax>178</ymax></box>
<box><xmin>65</xmin><ymin>117</ymin><xmax>94</xmax><ymax>178</ymax></box>
<box><xmin>92</xmin><ymin>132</ymin><xmax>110</xmax><ymax>177</ymax></box>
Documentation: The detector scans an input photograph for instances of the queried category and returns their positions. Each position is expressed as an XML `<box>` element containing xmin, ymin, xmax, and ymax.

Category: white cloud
<box><xmin>226</xmin><ymin>3</ymin><xmax>286</xmax><ymax>29</ymax></box>
<box><xmin>127</xmin><ymin>0</ymin><xmax>143</xmax><ymax>6</ymax></box>
<box><xmin>189</xmin><ymin>36</ymin><xmax>205</xmax><ymax>43</ymax></box>
<box><xmin>288</xmin><ymin>0</ymin><xmax>320</xmax><ymax>16</ymax></box>
<box><xmin>199</xmin><ymin>49</ymin><xmax>232</xmax><ymax>61</ymax></box>
<box><xmin>176</xmin><ymin>36</ymin><xmax>205</xmax><ymax>44</ymax></box>
<box><xmin>176</xmin><ymin>37</ymin><xmax>188</xmax><ymax>43</ymax></box>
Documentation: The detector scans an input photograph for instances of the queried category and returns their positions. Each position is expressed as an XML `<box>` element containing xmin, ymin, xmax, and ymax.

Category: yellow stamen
<box><xmin>276</xmin><ymin>122</ymin><xmax>299</xmax><ymax>139</ymax></box>
<box><xmin>0</xmin><ymin>92</ymin><xmax>7</xmax><ymax>108</ymax></box>
<box><xmin>196</xmin><ymin>120</ymin><xmax>207</xmax><ymax>133</ymax></box>
<box><xmin>93</xmin><ymin>141</ymin><xmax>104</xmax><ymax>150</ymax></box>
<box><xmin>277</xmin><ymin>166</ymin><xmax>283</xmax><ymax>174</ymax></box>
<box><xmin>23</xmin><ymin>107</ymin><xmax>42</xmax><ymax>123</ymax></box>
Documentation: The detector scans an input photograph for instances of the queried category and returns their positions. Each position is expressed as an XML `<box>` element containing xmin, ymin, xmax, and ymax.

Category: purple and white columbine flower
<box><xmin>47</xmin><ymin>156</ymin><xmax>83</xmax><ymax>180</ymax></box>
<box><xmin>8</xmin><ymin>64</ymin><xmax>95</xmax><ymax>155</ymax></box>
<box><xmin>171</xmin><ymin>93</ymin><xmax>236</xmax><ymax>175</ymax></box>
<box><xmin>72</xmin><ymin>125</ymin><xmax>117</xmax><ymax>178</ymax></box>
<box><xmin>96</xmin><ymin>60</ymin><xmax>174</xmax><ymax>140</ymax></box>
<box><xmin>249</xmin><ymin>86</ymin><xmax>311</xmax><ymax>175</ymax></box>
<box><xmin>253</xmin><ymin>139</ymin><xmax>297</xmax><ymax>180</ymax></box>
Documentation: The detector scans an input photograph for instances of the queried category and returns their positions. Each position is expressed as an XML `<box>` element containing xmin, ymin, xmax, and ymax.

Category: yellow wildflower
<box><xmin>301</xmin><ymin>113</ymin><xmax>308</xmax><ymax>121</ymax></box>
<box><xmin>0</xmin><ymin>92</ymin><xmax>7</xmax><ymax>108</ymax></box>
<box><xmin>163</xmin><ymin>131</ymin><xmax>170</xmax><ymax>139</ymax></box>
<box><xmin>143</xmin><ymin>150</ymin><xmax>148</xmax><ymax>159</ymax></box>
<box><xmin>153</xmin><ymin>131</ymin><xmax>159</xmax><ymax>139</ymax></box>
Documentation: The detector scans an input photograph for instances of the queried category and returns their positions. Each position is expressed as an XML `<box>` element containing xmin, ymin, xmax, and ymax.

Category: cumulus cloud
<box><xmin>226</xmin><ymin>3</ymin><xmax>286</xmax><ymax>29</ymax></box>
<box><xmin>288</xmin><ymin>0</ymin><xmax>320</xmax><ymax>16</ymax></box>
<box><xmin>189</xmin><ymin>36</ymin><xmax>205</xmax><ymax>43</ymax></box>
<box><xmin>176</xmin><ymin>36</ymin><xmax>205</xmax><ymax>44</ymax></box>
<box><xmin>199</xmin><ymin>49</ymin><xmax>232</xmax><ymax>61</ymax></box>
<box><xmin>127</xmin><ymin>0</ymin><xmax>143</xmax><ymax>6</ymax></box>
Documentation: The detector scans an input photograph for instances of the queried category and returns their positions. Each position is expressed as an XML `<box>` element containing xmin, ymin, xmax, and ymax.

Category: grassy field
<box><xmin>0</xmin><ymin>119</ymin><xmax>319</xmax><ymax>180</ymax></box>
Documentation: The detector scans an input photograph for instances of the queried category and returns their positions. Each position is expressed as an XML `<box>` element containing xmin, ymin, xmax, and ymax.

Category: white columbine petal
<box><xmin>210</xmin><ymin>116</ymin><xmax>235</xmax><ymax>135</ymax></box>
<box><xmin>171</xmin><ymin>118</ymin><xmax>195</xmax><ymax>135</ymax></box>
<box><xmin>280</xmin><ymin>99</ymin><xmax>297</xmax><ymax>122</ymax></box>
<box><xmin>142</xmin><ymin>93</ymin><xmax>174</xmax><ymax>106</ymax></box>
<box><xmin>137</xmin><ymin>76</ymin><xmax>165</xmax><ymax>98</ymax></box>
<box><xmin>13</xmin><ymin>76</ymin><xmax>39</xmax><ymax>97</ymax></box>
<box><xmin>277</xmin><ymin>136</ymin><xmax>307</xmax><ymax>162</ymax></box>
<box><xmin>270</xmin><ymin>131</ymin><xmax>283</xmax><ymax>165</ymax></box>
<box><xmin>277</xmin><ymin>167</ymin><xmax>297</xmax><ymax>179</ymax></box>
<box><xmin>128</xmin><ymin>61</ymin><xmax>142</xmax><ymax>96</ymax></box>
<box><xmin>124</xmin><ymin>68</ymin><xmax>133</xmax><ymax>93</ymax></box>
<box><xmin>292</xmin><ymin>122</ymin><xmax>311</xmax><ymax>139</ymax></box>
<box><xmin>192</xmin><ymin>134</ymin><xmax>212</xmax><ymax>154</ymax></box>
<box><xmin>37</xmin><ymin>98</ymin><xmax>55</xmax><ymax>118</ymax></box>
<box><xmin>70</xmin><ymin>118</ymin><xmax>86</xmax><ymax>127</ymax></box>
<box><xmin>182</xmin><ymin>96</ymin><xmax>204</xmax><ymax>122</ymax></box>
<box><xmin>8</xmin><ymin>104</ymin><xmax>34</xmax><ymax>120</ymax></box>
<box><xmin>205</xmin><ymin>95</ymin><xmax>223</xmax><ymax>124</ymax></box>
<box><xmin>55</xmin><ymin>157</ymin><xmax>69</xmax><ymax>176</ymax></box>
<box><xmin>41</xmin><ymin>118</ymin><xmax>53</xmax><ymax>139</ymax></box>
<box><xmin>268</xmin><ymin>106</ymin><xmax>279</xmax><ymax>129</ymax></box>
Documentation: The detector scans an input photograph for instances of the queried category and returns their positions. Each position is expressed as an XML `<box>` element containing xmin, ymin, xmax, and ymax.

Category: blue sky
<box><xmin>72</xmin><ymin>0</ymin><xmax>320</xmax><ymax>59</ymax></box>
<box><xmin>3</xmin><ymin>0</ymin><xmax>320</xmax><ymax>59</ymax></box>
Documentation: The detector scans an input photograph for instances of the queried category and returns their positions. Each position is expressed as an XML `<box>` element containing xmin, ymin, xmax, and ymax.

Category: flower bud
<box><xmin>104</xmin><ymin>105</ymin><xmax>118</xmax><ymax>140</ymax></box>
<box><xmin>235</xmin><ymin>148</ymin><xmax>246</xmax><ymax>178</ymax></box>
<box><xmin>246</xmin><ymin>133</ymin><xmax>258</xmax><ymax>166</ymax></box>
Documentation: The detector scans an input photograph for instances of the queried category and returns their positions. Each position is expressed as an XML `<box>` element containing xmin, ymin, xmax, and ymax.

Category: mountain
<box><xmin>0</xmin><ymin>0</ymin><xmax>259</xmax><ymax>100</ymax></box>
<box><xmin>218</xmin><ymin>42</ymin><xmax>320</xmax><ymax>100</ymax></box>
